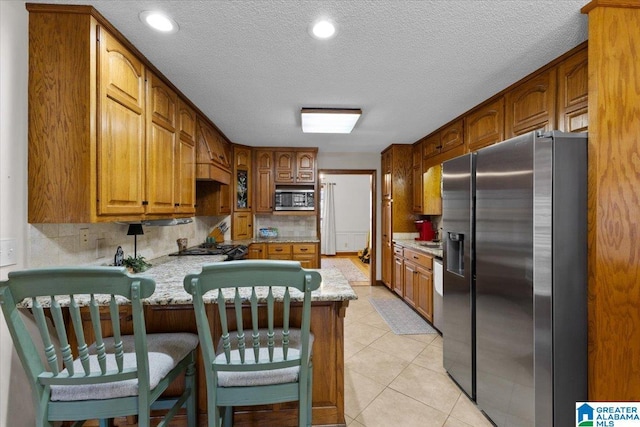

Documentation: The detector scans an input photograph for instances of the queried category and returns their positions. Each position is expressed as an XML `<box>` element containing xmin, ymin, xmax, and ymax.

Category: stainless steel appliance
<box><xmin>169</xmin><ymin>243</ymin><xmax>248</xmax><ymax>260</ymax></box>
<box><xmin>442</xmin><ymin>131</ymin><xmax>588</xmax><ymax>427</ymax></box>
<box><xmin>274</xmin><ymin>187</ymin><xmax>315</xmax><ymax>211</ymax></box>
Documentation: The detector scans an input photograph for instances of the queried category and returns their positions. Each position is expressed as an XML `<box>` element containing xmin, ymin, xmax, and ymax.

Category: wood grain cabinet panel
<box><xmin>465</xmin><ymin>97</ymin><xmax>505</xmax><ymax>151</ymax></box>
<box><xmin>274</xmin><ymin>150</ymin><xmax>317</xmax><ymax>184</ymax></box>
<box><xmin>422</xmin><ymin>134</ymin><xmax>441</xmax><ymax>159</ymax></box>
<box><xmin>146</xmin><ymin>73</ymin><xmax>177</xmax><ymax>215</ymax></box>
<box><xmin>231</xmin><ymin>211</ymin><xmax>253</xmax><ymax>240</ymax></box>
<box><xmin>274</xmin><ymin>152</ymin><xmax>295</xmax><ymax>183</ymax></box>
<box><xmin>380</xmin><ymin>145</ymin><xmax>413</xmax><ymax>288</ymax></box>
<box><xmin>440</xmin><ymin>120</ymin><xmax>464</xmax><ymax>152</ymax></box>
<box><xmin>412</xmin><ymin>142</ymin><xmax>423</xmax><ymax>213</ymax></box>
<box><xmin>393</xmin><ymin>246</ymin><xmax>404</xmax><ymax>297</ymax></box>
<box><xmin>175</xmin><ymin>101</ymin><xmax>196</xmax><ymax>214</ymax></box>
<box><xmin>296</xmin><ymin>151</ymin><xmax>316</xmax><ymax>183</ymax></box>
<box><xmin>557</xmin><ymin>47</ymin><xmax>588</xmax><ymax>133</ymax></box>
<box><xmin>423</xmin><ymin>164</ymin><xmax>442</xmax><ymax>215</ymax></box>
<box><xmin>505</xmin><ymin>68</ymin><xmax>557</xmax><ymax>138</ymax></box>
<box><xmin>98</xmin><ymin>27</ymin><xmax>146</xmax><ymax>216</ymax></box>
<box><xmin>247</xmin><ymin>243</ymin><xmax>266</xmax><ymax>259</ymax></box>
<box><xmin>254</xmin><ymin>149</ymin><xmax>274</xmax><ymax>213</ymax></box>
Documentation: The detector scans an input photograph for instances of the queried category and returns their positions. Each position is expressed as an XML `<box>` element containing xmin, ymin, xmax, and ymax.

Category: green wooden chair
<box><xmin>183</xmin><ymin>260</ymin><xmax>322</xmax><ymax>427</ymax></box>
<box><xmin>0</xmin><ymin>266</ymin><xmax>199</xmax><ymax>427</ymax></box>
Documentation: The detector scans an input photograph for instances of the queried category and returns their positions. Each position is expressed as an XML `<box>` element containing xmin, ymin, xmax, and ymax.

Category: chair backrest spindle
<box><xmin>31</xmin><ymin>297</ymin><xmax>61</xmax><ymax>375</ymax></box>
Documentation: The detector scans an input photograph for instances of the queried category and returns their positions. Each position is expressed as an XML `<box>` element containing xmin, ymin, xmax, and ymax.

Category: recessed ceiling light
<box><xmin>301</xmin><ymin>108</ymin><xmax>362</xmax><ymax>134</ymax></box>
<box><xmin>310</xmin><ymin>19</ymin><xmax>336</xmax><ymax>40</ymax></box>
<box><xmin>140</xmin><ymin>11</ymin><xmax>179</xmax><ymax>33</ymax></box>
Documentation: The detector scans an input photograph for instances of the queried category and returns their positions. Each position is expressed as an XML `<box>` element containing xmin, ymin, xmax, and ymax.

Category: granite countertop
<box><xmin>393</xmin><ymin>239</ymin><xmax>443</xmax><ymax>259</ymax></box>
<box><xmin>19</xmin><ymin>256</ymin><xmax>357</xmax><ymax>308</ymax></box>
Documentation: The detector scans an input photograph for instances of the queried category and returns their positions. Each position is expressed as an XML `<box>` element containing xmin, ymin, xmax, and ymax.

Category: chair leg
<box><xmin>186</xmin><ymin>357</ymin><xmax>197</xmax><ymax>427</ymax></box>
<box><xmin>308</xmin><ymin>363</ymin><xmax>314</xmax><ymax>427</ymax></box>
<box><xmin>222</xmin><ymin>406</ymin><xmax>233</xmax><ymax>427</ymax></box>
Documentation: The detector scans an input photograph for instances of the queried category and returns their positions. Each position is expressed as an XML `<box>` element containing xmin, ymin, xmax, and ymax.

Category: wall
<box><xmin>0</xmin><ymin>2</ymin><xmax>29</xmax><ymax>426</ymax></box>
<box><xmin>321</xmin><ymin>174</ymin><xmax>371</xmax><ymax>253</ymax></box>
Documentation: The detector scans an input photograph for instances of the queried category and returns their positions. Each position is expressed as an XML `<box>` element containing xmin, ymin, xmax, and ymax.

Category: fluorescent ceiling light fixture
<box><xmin>310</xmin><ymin>19</ymin><xmax>336</xmax><ymax>39</ymax></box>
<box><xmin>140</xmin><ymin>11</ymin><xmax>179</xmax><ymax>33</ymax></box>
<box><xmin>301</xmin><ymin>108</ymin><xmax>362</xmax><ymax>133</ymax></box>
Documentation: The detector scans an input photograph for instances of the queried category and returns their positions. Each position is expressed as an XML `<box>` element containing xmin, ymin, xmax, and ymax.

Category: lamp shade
<box><xmin>127</xmin><ymin>224</ymin><xmax>144</xmax><ymax>236</ymax></box>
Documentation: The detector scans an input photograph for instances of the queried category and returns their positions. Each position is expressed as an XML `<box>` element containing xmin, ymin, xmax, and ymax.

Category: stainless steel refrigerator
<box><xmin>442</xmin><ymin>131</ymin><xmax>588</xmax><ymax>427</ymax></box>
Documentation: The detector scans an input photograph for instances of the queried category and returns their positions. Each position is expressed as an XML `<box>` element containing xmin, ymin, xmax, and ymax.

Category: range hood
<box><xmin>141</xmin><ymin>218</ymin><xmax>193</xmax><ymax>226</ymax></box>
<box><xmin>195</xmin><ymin>117</ymin><xmax>232</xmax><ymax>184</ymax></box>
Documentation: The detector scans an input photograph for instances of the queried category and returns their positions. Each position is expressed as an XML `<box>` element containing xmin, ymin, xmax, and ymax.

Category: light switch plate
<box><xmin>0</xmin><ymin>238</ymin><xmax>17</xmax><ymax>267</ymax></box>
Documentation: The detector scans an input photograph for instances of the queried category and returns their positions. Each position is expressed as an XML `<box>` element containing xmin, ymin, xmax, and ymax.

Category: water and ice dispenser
<box><xmin>446</xmin><ymin>232</ymin><xmax>464</xmax><ymax>276</ymax></box>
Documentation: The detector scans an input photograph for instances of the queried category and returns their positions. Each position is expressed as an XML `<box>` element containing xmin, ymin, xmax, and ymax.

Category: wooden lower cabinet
<box><xmin>247</xmin><ymin>242</ymin><xmax>266</xmax><ymax>259</ymax></box>
<box><xmin>75</xmin><ymin>300</ymin><xmax>349</xmax><ymax>426</ymax></box>
<box><xmin>260</xmin><ymin>242</ymin><xmax>319</xmax><ymax>268</ymax></box>
<box><xmin>232</xmin><ymin>212</ymin><xmax>253</xmax><ymax>240</ymax></box>
<box><xmin>393</xmin><ymin>245</ymin><xmax>404</xmax><ymax>297</ymax></box>
<box><xmin>292</xmin><ymin>243</ymin><xmax>317</xmax><ymax>269</ymax></box>
<box><xmin>393</xmin><ymin>245</ymin><xmax>434</xmax><ymax>322</ymax></box>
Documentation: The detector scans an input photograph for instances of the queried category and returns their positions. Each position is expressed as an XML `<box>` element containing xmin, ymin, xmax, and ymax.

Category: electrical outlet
<box><xmin>79</xmin><ymin>228</ymin><xmax>90</xmax><ymax>250</ymax></box>
<box><xmin>0</xmin><ymin>238</ymin><xmax>17</xmax><ymax>267</ymax></box>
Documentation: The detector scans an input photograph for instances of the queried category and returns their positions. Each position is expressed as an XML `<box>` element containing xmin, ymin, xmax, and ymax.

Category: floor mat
<box><xmin>321</xmin><ymin>258</ymin><xmax>368</xmax><ymax>282</ymax></box>
<box><xmin>369</xmin><ymin>297</ymin><xmax>438</xmax><ymax>335</ymax></box>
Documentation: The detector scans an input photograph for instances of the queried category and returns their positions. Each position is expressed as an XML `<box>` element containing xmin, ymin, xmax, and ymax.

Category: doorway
<box><xmin>318</xmin><ymin>169</ymin><xmax>376</xmax><ymax>286</ymax></box>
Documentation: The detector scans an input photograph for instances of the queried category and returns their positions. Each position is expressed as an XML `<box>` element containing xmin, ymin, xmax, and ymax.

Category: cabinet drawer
<box><xmin>404</xmin><ymin>249</ymin><xmax>433</xmax><ymax>269</ymax></box>
<box><xmin>293</xmin><ymin>243</ymin><xmax>316</xmax><ymax>254</ymax></box>
<box><xmin>393</xmin><ymin>245</ymin><xmax>404</xmax><ymax>257</ymax></box>
<box><xmin>268</xmin><ymin>243</ymin><xmax>292</xmax><ymax>256</ymax></box>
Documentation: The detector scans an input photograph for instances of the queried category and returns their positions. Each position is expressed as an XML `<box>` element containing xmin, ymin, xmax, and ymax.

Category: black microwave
<box><xmin>274</xmin><ymin>188</ymin><xmax>315</xmax><ymax>211</ymax></box>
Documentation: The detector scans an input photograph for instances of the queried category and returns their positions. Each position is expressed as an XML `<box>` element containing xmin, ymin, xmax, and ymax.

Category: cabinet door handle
<box><xmin>300</xmin><ymin>248</ymin><xmax>308</xmax><ymax>252</ymax></box>
<box><xmin>275</xmin><ymin>248</ymin><xmax>283</xmax><ymax>252</ymax></box>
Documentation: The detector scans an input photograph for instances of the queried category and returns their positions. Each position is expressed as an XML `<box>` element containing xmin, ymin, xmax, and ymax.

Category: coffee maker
<box><xmin>415</xmin><ymin>219</ymin><xmax>435</xmax><ymax>241</ymax></box>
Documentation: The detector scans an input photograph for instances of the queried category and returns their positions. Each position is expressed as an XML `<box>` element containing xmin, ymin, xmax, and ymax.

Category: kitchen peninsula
<box><xmin>91</xmin><ymin>257</ymin><xmax>355</xmax><ymax>426</ymax></box>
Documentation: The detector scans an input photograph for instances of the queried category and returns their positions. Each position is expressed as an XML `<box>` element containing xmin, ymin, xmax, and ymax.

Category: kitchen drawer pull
<box><xmin>275</xmin><ymin>248</ymin><xmax>283</xmax><ymax>252</ymax></box>
<box><xmin>300</xmin><ymin>248</ymin><xmax>308</xmax><ymax>251</ymax></box>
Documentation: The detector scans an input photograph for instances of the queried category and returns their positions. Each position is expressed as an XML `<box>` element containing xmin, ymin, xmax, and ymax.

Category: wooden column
<box><xmin>581</xmin><ymin>0</ymin><xmax>640</xmax><ymax>400</ymax></box>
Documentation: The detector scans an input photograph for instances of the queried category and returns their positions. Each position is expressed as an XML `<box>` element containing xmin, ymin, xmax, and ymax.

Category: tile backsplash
<box><xmin>254</xmin><ymin>215</ymin><xmax>317</xmax><ymax>237</ymax></box>
<box><xmin>28</xmin><ymin>216</ymin><xmax>225</xmax><ymax>268</ymax></box>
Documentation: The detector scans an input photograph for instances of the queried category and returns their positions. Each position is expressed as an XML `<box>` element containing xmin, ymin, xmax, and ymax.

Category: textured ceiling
<box><xmin>27</xmin><ymin>0</ymin><xmax>589</xmax><ymax>153</ymax></box>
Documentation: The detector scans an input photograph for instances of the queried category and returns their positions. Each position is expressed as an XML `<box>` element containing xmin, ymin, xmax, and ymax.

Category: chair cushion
<box><xmin>50</xmin><ymin>333</ymin><xmax>198</xmax><ymax>401</ymax></box>
<box><xmin>215</xmin><ymin>328</ymin><xmax>314</xmax><ymax>387</ymax></box>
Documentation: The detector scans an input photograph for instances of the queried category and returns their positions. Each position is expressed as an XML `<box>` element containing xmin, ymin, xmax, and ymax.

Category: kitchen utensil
<box><xmin>177</xmin><ymin>238</ymin><xmax>188</xmax><ymax>252</ymax></box>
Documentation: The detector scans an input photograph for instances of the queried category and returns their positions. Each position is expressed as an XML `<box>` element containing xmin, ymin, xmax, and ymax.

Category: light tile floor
<box><xmin>343</xmin><ymin>285</ymin><xmax>494</xmax><ymax>427</ymax></box>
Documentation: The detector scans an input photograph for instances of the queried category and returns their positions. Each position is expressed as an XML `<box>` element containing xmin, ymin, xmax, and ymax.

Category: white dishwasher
<box><xmin>433</xmin><ymin>258</ymin><xmax>443</xmax><ymax>332</ymax></box>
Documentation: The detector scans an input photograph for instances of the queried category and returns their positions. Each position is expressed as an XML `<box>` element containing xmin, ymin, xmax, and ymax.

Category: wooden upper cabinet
<box><xmin>296</xmin><ymin>151</ymin><xmax>316</xmax><ymax>183</ymax></box>
<box><xmin>274</xmin><ymin>152</ymin><xmax>295</xmax><ymax>183</ymax></box>
<box><xmin>422</xmin><ymin>134</ymin><xmax>441</xmax><ymax>160</ymax></box>
<box><xmin>505</xmin><ymin>68</ymin><xmax>557</xmax><ymax>138</ymax></box>
<box><xmin>382</xmin><ymin>150</ymin><xmax>392</xmax><ymax>199</ymax></box>
<box><xmin>274</xmin><ymin>150</ymin><xmax>317</xmax><ymax>184</ymax></box>
<box><xmin>178</xmin><ymin>99</ymin><xmax>196</xmax><ymax>145</ymax></box>
<box><xmin>97</xmin><ymin>27</ymin><xmax>146</xmax><ymax>216</ymax></box>
<box><xmin>255</xmin><ymin>149</ymin><xmax>274</xmax><ymax>213</ymax></box>
<box><xmin>175</xmin><ymin>100</ymin><xmax>196</xmax><ymax>214</ymax></box>
<box><xmin>440</xmin><ymin>120</ymin><xmax>463</xmax><ymax>152</ymax></box>
<box><xmin>557</xmin><ymin>47</ymin><xmax>588</xmax><ymax>133</ymax></box>
<box><xmin>412</xmin><ymin>142</ymin><xmax>423</xmax><ymax>213</ymax></box>
<box><xmin>423</xmin><ymin>164</ymin><xmax>442</xmax><ymax>215</ymax></box>
<box><xmin>233</xmin><ymin>146</ymin><xmax>252</xmax><ymax>211</ymax></box>
<box><xmin>465</xmin><ymin>96</ymin><xmax>505</xmax><ymax>151</ymax></box>
<box><xmin>145</xmin><ymin>72</ymin><xmax>177</xmax><ymax>215</ymax></box>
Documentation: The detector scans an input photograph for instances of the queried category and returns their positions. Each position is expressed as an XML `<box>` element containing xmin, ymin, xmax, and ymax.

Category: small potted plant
<box><xmin>123</xmin><ymin>255</ymin><xmax>151</xmax><ymax>273</ymax></box>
